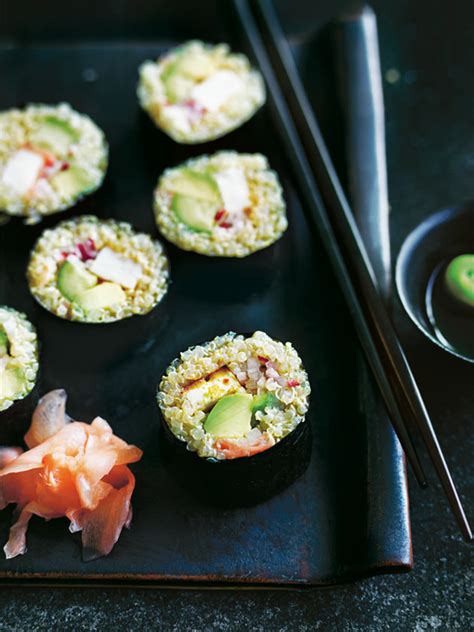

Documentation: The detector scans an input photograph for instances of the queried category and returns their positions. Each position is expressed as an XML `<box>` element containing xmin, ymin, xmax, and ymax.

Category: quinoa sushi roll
<box><xmin>28</xmin><ymin>215</ymin><xmax>169</xmax><ymax>323</ymax></box>
<box><xmin>0</xmin><ymin>306</ymin><xmax>39</xmax><ymax>413</ymax></box>
<box><xmin>138</xmin><ymin>41</ymin><xmax>266</xmax><ymax>144</ymax></box>
<box><xmin>0</xmin><ymin>104</ymin><xmax>107</xmax><ymax>222</ymax></box>
<box><xmin>158</xmin><ymin>331</ymin><xmax>311</xmax><ymax>505</ymax></box>
<box><xmin>26</xmin><ymin>216</ymin><xmax>170</xmax><ymax>366</ymax></box>
<box><xmin>154</xmin><ymin>151</ymin><xmax>287</xmax><ymax>257</ymax></box>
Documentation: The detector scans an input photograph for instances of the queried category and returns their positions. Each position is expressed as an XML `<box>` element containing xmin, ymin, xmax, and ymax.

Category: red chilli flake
<box><xmin>258</xmin><ymin>356</ymin><xmax>269</xmax><ymax>364</ymax></box>
<box><xmin>183</xmin><ymin>99</ymin><xmax>206</xmax><ymax>115</ymax></box>
<box><xmin>214</xmin><ymin>209</ymin><xmax>226</xmax><ymax>222</ymax></box>
<box><xmin>60</xmin><ymin>162</ymin><xmax>70</xmax><ymax>171</ymax></box>
<box><xmin>287</xmin><ymin>379</ymin><xmax>300</xmax><ymax>388</ymax></box>
<box><xmin>76</xmin><ymin>239</ymin><xmax>97</xmax><ymax>261</ymax></box>
<box><xmin>43</xmin><ymin>155</ymin><xmax>55</xmax><ymax>168</ymax></box>
<box><xmin>219</xmin><ymin>222</ymin><xmax>233</xmax><ymax>229</ymax></box>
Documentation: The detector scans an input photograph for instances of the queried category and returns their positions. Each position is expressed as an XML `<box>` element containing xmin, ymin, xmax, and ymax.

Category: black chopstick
<box><xmin>230</xmin><ymin>0</ymin><xmax>425</xmax><ymax>488</ymax></box>
<box><xmin>252</xmin><ymin>0</ymin><xmax>473</xmax><ymax>541</ymax></box>
<box><xmin>234</xmin><ymin>0</ymin><xmax>472</xmax><ymax>541</ymax></box>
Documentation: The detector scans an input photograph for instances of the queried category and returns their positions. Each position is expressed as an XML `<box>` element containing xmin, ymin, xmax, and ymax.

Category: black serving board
<box><xmin>0</xmin><ymin>0</ymin><xmax>411</xmax><ymax>586</ymax></box>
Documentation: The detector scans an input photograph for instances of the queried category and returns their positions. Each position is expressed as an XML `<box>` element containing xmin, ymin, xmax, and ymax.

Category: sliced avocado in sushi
<box><xmin>0</xmin><ymin>361</ymin><xmax>28</xmax><ymax>399</ymax></box>
<box><xmin>204</xmin><ymin>393</ymin><xmax>253</xmax><ymax>438</ymax></box>
<box><xmin>162</xmin><ymin>50</ymin><xmax>216</xmax><ymax>103</ymax></box>
<box><xmin>172</xmin><ymin>195</ymin><xmax>217</xmax><ymax>233</ymax></box>
<box><xmin>167</xmin><ymin>169</ymin><xmax>221</xmax><ymax>202</ymax></box>
<box><xmin>0</xmin><ymin>330</ymin><xmax>9</xmax><ymax>356</ymax></box>
<box><xmin>251</xmin><ymin>392</ymin><xmax>280</xmax><ymax>413</ymax></box>
<box><xmin>164</xmin><ymin>74</ymin><xmax>194</xmax><ymax>104</ymax></box>
<box><xmin>0</xmin><ymin>366</ymin><xmax>25</xmax><ymax>401</ymax></box>
<box><xmin>58</xmin><ymin>259</ymin><xmax>97</xmax><ymax>302</ymax></box>
<box><xmin>58</xmin><ymin>259</ymin><xmax>126</xmax><ymax>310</ymax></box>
<box><xmin>78</xmin><ymin>282</ymin><xmax>126</xmax><ymax>310</ymax></box>
<box><xmin>445</xmin><ymin>254</ymin><xmax>474</xmax><ymax>308</ymax></box>
<box><xmin>168</xmin><ymin>50</ymin><xmax>216</xmax><ymax>81</ymax></box>
<box><xmin>31</xmin><ymin>116</ymin><xmax>79</xmax><ymax>155</ymax></box>
<box><xmin>169</xmin><ymin>169</ymin><xmax>221</xmax><ymax>231</ymax></box>
<box><xmin>50</xmin><ymin>166</ymin><xmax>95</xmax><ymax>199</ymax></box>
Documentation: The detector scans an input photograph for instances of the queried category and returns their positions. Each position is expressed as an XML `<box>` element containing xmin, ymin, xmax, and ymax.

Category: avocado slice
<box><xmin>79</xmin><ymin>282</ymin><xmax>126</xmax><ymax>311</ymax></box>
<box><xmin>251</xmin><ymin>392</ymin><xmax>280</xmax><ymax>413</ymax></box>
<box><xmin>164</xmin><ymin>74</ymin><xmax>195</xmax><ymax>104</ymax></box>
<box><xmin>172</xmin><ymin>194</ymin><xmax>217</xmax><ymax>233</ymax></box>
<box><xmin>445</xmin><ymin>254</ymin><xmax>474</xmax><ymax>308</ymax></box>
<box><xmin>0</xmin><ymin>367</ymin><xmax>25</xmax><ymax>401</ymax></box>
<box><xmin>0</xmin><ymin>330</ymin><xmax>9</xmax><ymax>357</ymax></box>
<box><xmin>171</xmin><ymin>51</ymin><xmax>216</xmax><ymax>81</ymax></box>
<box><xmin>162</xmin><ymin>50</ymin><xmax>216</xmax><ymax>103</ymax></box>
<box><xmin>204</xmin><ymin>393</ymin><xmax>253</xmax><ymax>438</ymax></box>
<box><xmin>58</xmin><ymin>258</ymin><xmax>97</xmax><ymax>302</ymax></box>
<box><xmin>31</xmin><ymin>116</ymin><xmax>79</xmax><ymax>155</ymax></box>
<box><xmin>50</xmin><ymin>166</ymin><xmax>94</xmax><ymax>199</ymax></box>
<box><xmin>167</xmin><ymin>169</ymin><xmax>221</xmax><ymax>202</ymax></box>
<box><xmin>58</xmin><ymin>259</ymin><xmax>126</xmax><ymax>311</ymax></box>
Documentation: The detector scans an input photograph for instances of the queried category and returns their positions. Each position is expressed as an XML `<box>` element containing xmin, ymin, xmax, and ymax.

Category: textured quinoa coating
<box><xmin>27</xmin><ymin>216</ymin><xmax>169</xmax><ymax>324</ymax></box>
<box><xmin>0</xmin><ymin>306</ymin><xmax>39</xmax><ymax>412</ymax></box>
<box><xmin>138</xmin><ymin>41</ymin><xmax>266</xmax><ymax>143</ymax></box>
<box><xmin>158</xmin><ymin>331</ymin><xmax>311</xmax><ymax>460</ymax></box>
<box><xmin>154</xmin><ymin>152</ymin><xmax>287</xmax><ymax>257</ymax></box>
<box><xmin>0</xmin><ymin>103</ymin><xmax>107</xmax><ymax>220</ymax></box>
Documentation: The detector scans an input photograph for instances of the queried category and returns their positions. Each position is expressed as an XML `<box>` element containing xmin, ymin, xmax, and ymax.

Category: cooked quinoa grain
<box><xmin>158</xmin><ymin>331</ymin><xmax>310</xmax><ymax>460</ymax></box>
<box><xmin>138</xmin><ymin>41</ymin><xmax>266</xmax><ymax>143</ymax></box>
<box><xmin>154</xmin><ymin>152</ymin><xmax>287</xmax><ymax>257</ymax></box>
<box><xmin>0</xmin><ymin>103</ymin><xmax>107</xmax><ymax>221</ymax></box>
<box><xmin>27</xmin><ymin>216</ymin><xmax>169</xmax><ymax>324</ymax></box>
<box><xmin>0</xmin><ymin>307</ymin><xmax>39</xmax><ymax>412</ymax></box>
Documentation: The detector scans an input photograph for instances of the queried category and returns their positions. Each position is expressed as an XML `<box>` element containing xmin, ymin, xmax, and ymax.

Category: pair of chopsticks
<box><xmin>232</xmin><ymin>0</ymin><xmax>472</xmax><ymax>542</ymax></box>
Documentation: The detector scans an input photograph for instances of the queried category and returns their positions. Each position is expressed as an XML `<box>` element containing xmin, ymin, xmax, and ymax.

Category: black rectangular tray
<box><xmin>0</xmin><ymin>0</ymin><xmax>411</xmax><ymax>587</ymax></box>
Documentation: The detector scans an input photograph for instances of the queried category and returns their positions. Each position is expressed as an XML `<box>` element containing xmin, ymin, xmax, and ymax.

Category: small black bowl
<box><xmin>395</xmin><ymin>201</ymin><xmax>474</xmax><ymax>363</ymax></box>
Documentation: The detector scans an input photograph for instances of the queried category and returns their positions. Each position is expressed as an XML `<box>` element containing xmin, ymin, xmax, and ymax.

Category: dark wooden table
<box><xmin>1</xmin><ymin>0</ymin><xmax>472</xmax><ymax>628</ymax></box>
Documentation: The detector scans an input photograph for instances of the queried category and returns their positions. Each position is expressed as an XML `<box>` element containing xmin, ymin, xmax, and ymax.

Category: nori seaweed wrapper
<box><xmin>159</xmin><ymin>410</ymin><xmax>312</xmax><ymax>508</ymax></box>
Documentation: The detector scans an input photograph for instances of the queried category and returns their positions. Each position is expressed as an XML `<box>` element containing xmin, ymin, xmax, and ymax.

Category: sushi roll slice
<box><xmin>138</xmin><ymin>41</ymin><xmax>266</xmax><ymax>143</ymax></box>
<box><xmin>28</xmin><ymin>215</ymin><xmax>169</xmax><ymax>323</ymax></box>
<box><xmin>0</xmin><ymin>307</ymin><xmax>39</xmax><ymax>413</ymax></box>
<box><xmin>0</xmin><ymin>104</ymin><xmax>107</xmax><ymax>222</ymax></box>
<box><xmin>154</xmin><ymin>151</ymin><xmax>287</xmax><ymax>257</ymax></box>
<box><xmin>158</xmin><ymin>331</ymin><xmax>311</xmax><ymax>505</ymax></box>
<box><xmin>26</xmin><ymin>216</ymin><xmax>170</xmax><ymax>366</ymax></box>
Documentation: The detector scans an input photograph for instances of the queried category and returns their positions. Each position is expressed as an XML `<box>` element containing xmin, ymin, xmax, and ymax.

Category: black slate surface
<box><xmin>0</xmin><ymin>0</ymin><xmax>473</xmax><ymax>627</ymax></box>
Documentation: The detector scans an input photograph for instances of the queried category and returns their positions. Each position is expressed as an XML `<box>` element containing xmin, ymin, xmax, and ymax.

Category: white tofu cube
<box><xmin>182</xmin><ymin>367</ymin><xmax>243</xmax><ymax>411</ymax></box>
<box><xmin>162</xmin><ymin>105</ymin><xmax>192</xmax><ymax>134</ymax></box>
<box><xmin>191</xmin><ymin>70</ymin><xmax>244</xmax><ymax>112</ymax></box>
<box><xmin>89</xmin><ymin>247</ymin><xmax>142</xmax><ymax>290</ymax></box>
<box><xmin>2</xmin><ymin>149</ymin><xmax>43</xmax><ymax>196</ymax></box>
<box><xmin>213</xmin><ymin>168</ymin><xmax>250</xmax><ymax>214</ymax></box>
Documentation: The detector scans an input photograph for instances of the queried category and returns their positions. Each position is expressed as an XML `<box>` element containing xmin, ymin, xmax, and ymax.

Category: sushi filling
<box><xmin>154</xmin><ymin>152</ymin><xmax>287</xmax><ymax>257</ymax></box>
<box><xmin>138</xmin><ymin>41</ymin><xmax>266</xmax><ymax>143</ymax></box>
<box><xmin>27</xmin><ymin>216</ymin><xmax>169</xmax><ymax>323</ymax></box>
<box><xmin>0</xmin><ymin>104</ymin><xmax>107</xmax><ymax>220</ymax></box>
<box><xmin>158</xmin><ymin>332</ymin><xmax>310</xmax><ymax>460</ymax></box>
<box><xmin>0</xmin><ymin>307</ymin><xmax>39</xmax><ymax>412</ymax></box>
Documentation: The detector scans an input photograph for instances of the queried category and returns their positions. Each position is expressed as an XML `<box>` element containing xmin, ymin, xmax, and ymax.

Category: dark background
<box><xmin>0</xmin><ymin>0</ymin><xmax>473</xmax><ymax>629</ymax></box>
